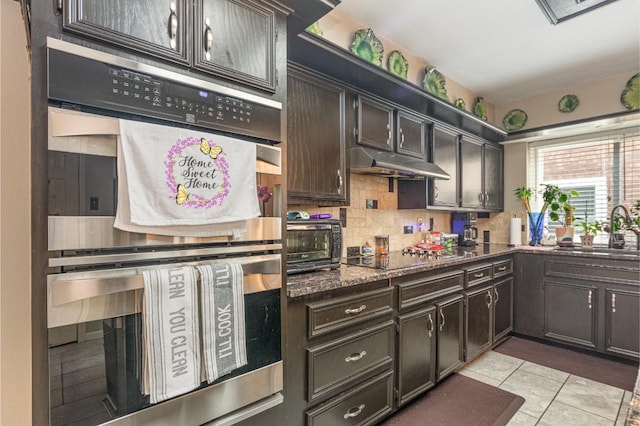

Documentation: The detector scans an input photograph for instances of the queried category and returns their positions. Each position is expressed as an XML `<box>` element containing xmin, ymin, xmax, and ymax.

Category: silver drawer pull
<box><xmin>474</xmin><ymin>272</ymin><xmax>484</xmax><ymax>278</ymax></box>
<box><xmin>345</xmin><ymin>351</ymin><xmax>367</xmax><ymax>363</ymax></box>
<box><xmin>498</xmin><ymin>266</ymin><xmax>507</xmax><ymax>271</ymax></box>
<box><xmin>344</xmin><ymin>404</ymin><xmax>365</xmax><ymax>419</ymax></box>
<box><xmin>612</xmin><ymin>293</ymin><xmax>616</xmax><ymax>313</ymax></box>
<box><xmin>345</xmin><ymin>304</ymin><xmax>367</xmax><ymax>315</ymax></box>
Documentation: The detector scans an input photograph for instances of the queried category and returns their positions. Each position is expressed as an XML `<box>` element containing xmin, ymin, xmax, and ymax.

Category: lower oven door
<box><xmin>48</xmin><ymin>254</ymin><xmax>282</xmax><ymax>426</ymax></box>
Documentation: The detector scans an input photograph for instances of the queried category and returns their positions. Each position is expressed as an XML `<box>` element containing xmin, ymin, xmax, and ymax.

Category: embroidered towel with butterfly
<box><xmin>114</xmin><ymin>119</ymin><xmax>261</xmax><ymax>236</ymax></box>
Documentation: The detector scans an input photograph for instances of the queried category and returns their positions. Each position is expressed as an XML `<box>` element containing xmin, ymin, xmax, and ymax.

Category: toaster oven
<box><xmin>286</xmin><ymin>219</ymin><xmax>342</xmax><ymax>274</ymax></box>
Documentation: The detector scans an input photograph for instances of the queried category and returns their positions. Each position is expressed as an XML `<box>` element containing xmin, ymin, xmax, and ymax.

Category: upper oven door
<box><xmin>48</xmin><ymin>107</ymin><xmax>282</xmax><ymax>251</ymax></box>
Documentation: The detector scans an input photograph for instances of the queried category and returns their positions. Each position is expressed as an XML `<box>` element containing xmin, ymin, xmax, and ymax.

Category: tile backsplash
<box><xmin>288</xmin><ymin>173</ymin><xmax>527</xmax><ymax>256</ymax></box>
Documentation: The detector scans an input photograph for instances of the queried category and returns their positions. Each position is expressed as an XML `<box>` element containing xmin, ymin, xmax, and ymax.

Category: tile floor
<box><xmin>458</xmin><ymin>350</ymin><xmax>634</xmax><ymax>425</ymax></box>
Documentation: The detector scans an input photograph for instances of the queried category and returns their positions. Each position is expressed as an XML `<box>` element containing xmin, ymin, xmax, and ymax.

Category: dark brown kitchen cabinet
<box><xmin>429</xmin><ymin>124</ymin><xmax>459</xmax><ymax>208</ymax></box>
<box><xmin>544</xmin><ymin>280</ymin><xmax>597</xmax><ymax>349</ymax></box>
<box><xmin>397</xmin><ymin>306</ymin><xmax>436</xmax><ymax>406</ymax></box>
<box><xmin>435</xmin><ymin>294</ymin><xmax>464</xmax><ymax>381</ymax></box>
<box><xmin>194</xmin><ymin>0</ymin><xmax>278</xmax><ymax>91</ymax></box>
<box><xmin>287</xmin><ymin>66</ymin><xmax>347</xmax><ymax>205</ymax></box>
<box><xmin>493</xmin><ymin>277</ymin><xmax>514</xmax><ymax>343</ymax></box>
<box><xmin>355</xmin><ymin>95</ymin><xmax>394</xmax><ymax>151</ymax></box>
<box><xmin>605</xmin><ymin>288</ymin><xmax>640</xmax><ymax>359</ymax></box>
<box><xmin>63</xmin><ymin>0</ymin><xmax>284</xmax><ymax>92</ymax></box>
<box><xmin>460</xmin><ymin>136</ymin><xmax>503</xmax><ymax>211</ymax></box>
<box><xmin>396</xmin><ymin>111</ymin><xmax>427</xmax><ymax>159</ymax></box>
<box><xmin>465</xmin><ymin>285</ymin><xmax>493</xmax><ymax>361</ymax></box>
<box><xmin>63</xmin><ymin>0</ymin><xmax>191</xmax><ymax>64</ymax></box>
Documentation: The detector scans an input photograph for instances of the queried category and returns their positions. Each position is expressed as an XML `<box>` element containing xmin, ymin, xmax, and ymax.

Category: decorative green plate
<box><xmin>350</xmin><ymin>28</ymin><xmax>384</xmax><ymax>66</ymax></box>
<box><xmin>387</xmin><ymin>50</ymin><xmax>408</xmax><ymax>79</ymax></box>
<box><xmin>558</xmin><ymin>94</ymin><xmax>579</xmax><ymax>113</ymax></box>
<box><xmin>621</xmin><ymin>73</ymin><xmax>639</xmax><ymax>110</ymax></box>
<box><xmin>305</xmin><ymin>21</ymin><xmax>323</xmax><ymax>37</ymax></box>
<box><xmin>473</xmin><ymin>97</ymin><xmax>487</xmax><ymax>121</ymax></box>
<box><xmin>454</xmin><ymin>98</ymin><xmax>466</xmax><ymax>110</ymax></box>
<box><xmin>423</xmin><ymin>66</ymin><xmax>449</xmax><ymax>102</ymax></box>
<box><xmin>503</xmin><ymin>109</ymin><xmax>528</xmax><ymax>131</ymax></box>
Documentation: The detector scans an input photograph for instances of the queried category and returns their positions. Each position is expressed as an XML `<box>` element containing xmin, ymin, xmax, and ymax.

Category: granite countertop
<box><xmin>286</xmin><ymin>244</ymin><xmax>639</xmax><ymax>299</ymax></box>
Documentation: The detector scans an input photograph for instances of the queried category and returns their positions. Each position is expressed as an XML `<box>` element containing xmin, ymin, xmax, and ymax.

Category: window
<box><xmin>528</xmin><ymin>129</ymin><xmax>640</xmax><ymax>245</ymax></box>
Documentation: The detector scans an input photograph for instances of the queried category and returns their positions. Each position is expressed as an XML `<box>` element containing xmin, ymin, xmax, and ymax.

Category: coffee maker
<box><xmin>452</xmin><ymin>212</ymin><xmax>478</xmax><ymax>246</ymax></box>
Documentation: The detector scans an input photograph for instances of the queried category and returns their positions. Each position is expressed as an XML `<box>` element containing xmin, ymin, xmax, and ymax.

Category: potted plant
<box><xmin>577</xmin><ymin>217</ymin><xmax>602</xmax><ymax>247</ymax></box>
<box><xmin>543</xmin><ymin>184</ymin><xmax>579</xmax><ymax>246</ymax></box>
<box><xmin>514</xmin><ymin>186</ymin><xmax>543</xmax><ymax>245</ymax></box>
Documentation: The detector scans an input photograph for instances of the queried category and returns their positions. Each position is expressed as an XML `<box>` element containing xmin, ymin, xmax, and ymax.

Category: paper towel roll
<box><xmin>510</xmin><ymin>217</ymin><xmax>522</xmax><ymax>246</ymax></box>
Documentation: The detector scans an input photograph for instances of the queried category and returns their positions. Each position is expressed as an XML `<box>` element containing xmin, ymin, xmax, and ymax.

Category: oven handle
<box><xmin>48</xmin><ymin>254</ymin><xmax>281</xmax><ymax>307</ymax></box>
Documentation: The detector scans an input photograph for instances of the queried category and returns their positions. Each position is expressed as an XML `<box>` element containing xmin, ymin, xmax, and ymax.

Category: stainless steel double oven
<box><xmin>46</xmin><ymin>38</ymin><xmax>283</xmax><ymax>425</ymax></box>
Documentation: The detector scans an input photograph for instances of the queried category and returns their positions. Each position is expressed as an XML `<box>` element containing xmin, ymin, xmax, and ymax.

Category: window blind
<box><xmin>527</xmin><ymin>128</ymin><xmax>640</xmax><ymax>244</ymax></box>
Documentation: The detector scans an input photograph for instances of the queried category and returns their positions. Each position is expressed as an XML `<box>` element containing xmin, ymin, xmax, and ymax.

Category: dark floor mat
<box><xmin>493</xmin><ymin>336</ymin><xmax>639</xmax><ymax>391</ymax></box>
<box><xmin>378</xmin><ymin>373</ymin><xmax>524</xmax><ymax>426</ymax></box>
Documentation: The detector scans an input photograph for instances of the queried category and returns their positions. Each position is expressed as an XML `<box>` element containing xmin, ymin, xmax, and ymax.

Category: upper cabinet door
<box><xmin>194</xmin><ymin>0</ymin><xmax>277</xmax><ymax>92</ymax></box>
<box><xmin>460</xmin><ymin>136</ymin><xmax>483</xmax><ymax>209</ymax></box>
<box><xmin>356</xmin><ymin>95</ymin><xmax>394</xmax><ymax>151</ymax></box>
<box><xmin>397</xmin><ymin>111</ymin><xmax>427</xmax><ymax>160</ymax></box>
<box><xmin>63</xmin><ymin>0</ymin><xmax>190</xmax><ymax>64</ymax></box>
<box><xmin>483</xmin><ymin>144</ymin><xmax>503</xmax><ymax>211</ymax></box>
<box><xmin>287</xmin><ymin>67</ymin><xmax>347</xmax><ymax>205</ymax></box>
<box><xmin>430</xmin><ymin>124</ymin><xmax>459</xmax><ymax>208</ymax></box>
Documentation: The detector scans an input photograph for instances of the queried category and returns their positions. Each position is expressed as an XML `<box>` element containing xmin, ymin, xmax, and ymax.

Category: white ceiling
<box><xmin>334</xmin><ymin>0</ymin><xmax>640</xmax><ymax>106</ymax></box>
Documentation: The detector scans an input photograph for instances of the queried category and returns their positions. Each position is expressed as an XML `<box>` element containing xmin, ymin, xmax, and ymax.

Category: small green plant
<box><xmin>514</xmin><ymin>186</ymin><xmax>534</xmax><ymax>213</ymax></box>
<box><xmin>542</xmin><ymin>184</ymin><xmax>579</xmax><ymax>226</ymax></box>
<box><xmin>577</xmin><ymin>217</ymin><xmax>602</xmax><ymax>236</ymax></box>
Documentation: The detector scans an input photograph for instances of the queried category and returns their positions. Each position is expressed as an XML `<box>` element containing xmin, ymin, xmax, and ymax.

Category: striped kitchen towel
<box><xmin>142</xmin><ymin>266</ymin><xmax>201</xmax><ymax>403</ymax></box>
<box><xmin>197</xmin><ymin>263</ymin><xmax>247</xmax><ymax>383</ymax></box>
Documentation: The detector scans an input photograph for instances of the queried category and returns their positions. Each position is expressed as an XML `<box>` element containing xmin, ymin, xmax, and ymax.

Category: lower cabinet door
<box><xmin>397</xmin><ymin>306</ymin><xmax>436</xmax><ymax>406</ymax></box>
<box><xmin>465</xmin><ymin>285</ymin><xmax>493</xmax><ymax>361</ymax></box>
<box><xmin>435</xmin><ymin>294</ymin><xmax>464</xmax><ymax>381</ymax></box>
<box><xmin>605</xmin><ymin>288</ymin><xmax>640</xmax><ymax>359</ymax></box>
<box><xmin>306</xmin><ymin>369</ymin><xmax>394</xmax><ymax>426</ymax></box>
<box><xmin>493</xmin><ymin>277</ymin><xmax>513</xmax><ymax>342</ymax></box>
<box><xmin>544</xmin><ymin>280</ymin><xmax>597</xmax><ymax>349</ymax></box>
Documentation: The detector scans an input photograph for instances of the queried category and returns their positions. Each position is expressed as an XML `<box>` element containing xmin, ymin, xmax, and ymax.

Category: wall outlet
<box><xmin>366</xmin><ymin>199</ymin><xmax>378</xmax><ymax>209</ymax></box>
<box><xmin>404</xmin><ymin>225</ymin><xmax>413</xmax><ymax>234</ymax></box>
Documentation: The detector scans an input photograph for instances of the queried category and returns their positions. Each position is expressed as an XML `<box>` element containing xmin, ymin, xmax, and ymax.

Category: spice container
<box><xmin>361</xmin><ymin>241</ymin><xmax>373</xmax><ymax>256</ymax></box>
<box><xmin>375</xmin><ymin>235</ymin><xmax>389</xmax><ymax>255</ymax></box>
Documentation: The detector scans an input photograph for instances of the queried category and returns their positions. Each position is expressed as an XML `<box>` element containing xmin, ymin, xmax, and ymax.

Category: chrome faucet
<box><xmin>608</xmin><ymin>204</ymin><xmax>633</xmax><ymax>249</ymax></box>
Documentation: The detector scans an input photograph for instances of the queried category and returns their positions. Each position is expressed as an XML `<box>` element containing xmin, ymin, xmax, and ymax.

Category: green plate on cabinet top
<box><xmin>454</xmin><ymin>98</ymin><xmax>466</xmax><ymax>110</ymax></box>
<box><xmin>387</xmin><ymin>50</ymin><xmax>408</xmax><ymax>79</ymax></box>
<box><xmin>423</xmin><ymin>66</ymin><xmax>449</xmax><ymax>101</ymax></box>
<box><xmin>350</xmin><ymin>28</ymin><xmax>384</xmax><ymax>66</ymax></box>
<box><xmin>305</xmin><ymin>21</ymin><xmax>323</xmax><ymax>37</ymax></box>
<box><xmin>558</xmin><ymin>94</ymin><xmax>579</xmax><ymax>113</ymax></box>
<box><xmin>473</xmin><ymin>97</ymin><xmax>487</xmax><ymax>121</ymax></box>
<box><xmin>503</xmin><ymin>109</ymin><xmax>528</xmax><ymax>131</ymax></box>
<box><xmin>621</xmin><ymin>73</ymin><xmax>639</xmax><ymax>110</ymax></box>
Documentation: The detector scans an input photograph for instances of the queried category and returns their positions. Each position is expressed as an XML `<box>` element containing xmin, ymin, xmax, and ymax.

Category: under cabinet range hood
<box><xmin>348</xmin><ymin>146</ymin><xmax>450</xmax><ymax>179</ymax></box>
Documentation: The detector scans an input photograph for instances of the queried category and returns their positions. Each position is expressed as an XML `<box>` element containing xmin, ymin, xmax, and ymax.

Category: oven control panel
<box><xmin>48</xmin><ymin>45</ymin><xmax>281</xmax><ymax>142</ymax></box>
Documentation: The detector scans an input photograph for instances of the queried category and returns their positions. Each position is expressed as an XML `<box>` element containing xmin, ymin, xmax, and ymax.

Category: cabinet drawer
<box><xmin>493</xmin><ymin>259</ymin><xmax>513</xmax><ymax>278</ymax></box>
<box><xmin>306</xmin><ymin>369</ymin><xmax>394</xmax><ymax>426</ymax></box>
<box><xmin>545</xmin><ymin>261</ymin><xmax>640</xmax><ymax>283</ymax></box>
<box><xmin>307</xmin><ymin>286</ymin><xmax>393</xmax><ymax>338</ymax></box>
<box><xmin>307</xmin><ymin>321</ymin><xmax>394</xmax><ymax>402</ymax></box>
<box><xmin>396</xmin><ymin>270</ymin><xmax>464</xmax><ymax>310</ymax></box>
<box><xmin>464</xmin><ymin>263</ymin><xmax>493</xmax><ymax>288</ymax></box>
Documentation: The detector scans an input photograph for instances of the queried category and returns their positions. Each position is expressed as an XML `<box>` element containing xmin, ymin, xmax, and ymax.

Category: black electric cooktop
<box><xmin>342</xmin><ymin>250</ymin><xmax>467</xmax><ymax>271</ymax></box>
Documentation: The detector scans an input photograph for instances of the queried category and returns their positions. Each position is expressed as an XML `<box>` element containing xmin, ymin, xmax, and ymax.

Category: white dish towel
<box><xmin>197</xmin><ymin>263</ymin><xmax>248</xmax><ymax>383</ymax></box>
<box><xmin>115</xmin><ymin>119</ymin><xmax>261</xmax><ymax>237</ymax></box>
<box><xmin>142</xmin><ymin>266</ymin><xmax>201</xmax><ymax>403</ymax></box>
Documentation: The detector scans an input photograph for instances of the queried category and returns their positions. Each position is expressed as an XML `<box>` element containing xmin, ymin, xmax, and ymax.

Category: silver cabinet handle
<box><xmin>345</xmin><ymin>304</ymin><xmax>366</xmax><ymax>315</ymax></box>
<box><xmin>612</xmin><ymin>293</ymin><xmax>616</xmax><ymax>313</ymax></box>
<box><xmin>588</xmin><ymin>290</ymin><xmax>592</xmax><ymax>309</ymax></box>
<box><xmin>486</xmin><ymin>289</ymin><xmax>493</xmax><ymax>310</ymax></box>
<box><xmin>427</xmin><ymin>313</ymin><xmax>434</xmax><ymax>338</ymax></box>
<box><xmin>479</xmin><ymin>192</ymin><xmax>484</xmax><ymax>203</ymax></box>
<box><xmin>485</xmin><ymin>192</ymin><xmax>490</xmax><ymax>203</ymax></box>
<box><xmin>498</xmin><ymin>266</ymin><xmax>507</xmax><ymax>271</ymax></box>
<box><xmin>474</xmin><ymin>272</ymin><xmax>484</xmax><ymax>278</ymax></box>
<box><xmin>344</xmin><ymin>404</ymin><xmax>365</xmax><ymax>419</ymax></box>
<box><xmin>494</xmin><ymin>288</ymin><xmax>499</xmax><ymax>304</ymax></box>
<box><xmin>345</xmin><ymin>351</ymin><xmax>367</xmax><ymax>363</ymax></box>
<box><xmin>439</xmin><ymin>309</ymin><xmax>445</xmax><ymax>331</ymax></box>
<box><xmin>168</xmin><ymin>2</ymin><xmax>178</xmax><ymax>50</ymax></box>
<box><xmin>386</xmin><ymin>123</ymin><xmax>392</xmax><ymax>146</ymax></box>
<box><xmin>336</xmin><ymin>169</ymin><xmax>343</xmax><ymax>195</ymax></box>
<box><xmin>433</xmin><ymin>185</ymin><xmax>439</xmax><ymax>200</ymax></box>
<box><xmin>399</xmin><ymin>128</ymin><xmax>405</xmax><ymax>148</ymax></box>
<box><xmin>203</xmin><ymin>18</ymin><xmax>213</xmax><ymax>61</ymax></box>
